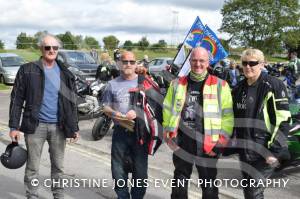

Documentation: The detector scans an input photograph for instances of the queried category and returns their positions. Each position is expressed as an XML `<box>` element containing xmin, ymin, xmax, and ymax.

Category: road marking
<box><xmin>0</xmin><ymin>121</ymin><xmax>233</xmax><ymax>198</ymax></box>
<box><xmin>67</xmin><ymin>144</ymin><xmax>201</xmax><ymax>199</ymax></box>
<box><xmin>0</xmin><ymin>125</ymin><xmax>8</xmax><ymax>131</ymax></box>
<box><xmin>67</xmin><ymin>144</ymin><xmax>111</xmax><ymax>167</ymax></box>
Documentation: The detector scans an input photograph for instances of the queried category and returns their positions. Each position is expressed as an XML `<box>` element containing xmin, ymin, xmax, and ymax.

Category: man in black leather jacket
<box><xmin>8</xmin><ymin>33</ymin><xmax>79</xmax><ymax>199</ymax></box>
<box><xmin>232</xmin><ymin>49</ymin><xmax>291</xmax><ymax>199</ymax></box>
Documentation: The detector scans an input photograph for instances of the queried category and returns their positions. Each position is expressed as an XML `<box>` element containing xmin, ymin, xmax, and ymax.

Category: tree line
<box><xmin>0</xmin><ymin>31</ymin><xmax>168</xmax><ymax>52</ymax></box>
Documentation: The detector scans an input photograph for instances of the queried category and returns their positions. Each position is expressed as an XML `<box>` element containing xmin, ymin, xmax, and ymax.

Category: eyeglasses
<box><xmin>191</xmin><ymin>59</ymin><xmax>208</xmax><ymax>64</ymax></box>
<box><xmin>122</xmin><ymin>60</ymin><xmax>136</xmax><ymax>65</ymax></box>
<box><xmin>242</xmin><ymin>61</ymin><xmax>260</xmax><ymax>67</ymax></box>
<box><xmin>44</xmin><ymin>46</ymin><xmax>59</xmax><ymax>51</ymax></box>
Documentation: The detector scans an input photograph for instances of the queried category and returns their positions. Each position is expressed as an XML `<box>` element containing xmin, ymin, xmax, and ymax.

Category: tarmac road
<box><xmin>1</xmin><ymin>89</ymin><xmax>300</xmax><ymax>199</ymax></box>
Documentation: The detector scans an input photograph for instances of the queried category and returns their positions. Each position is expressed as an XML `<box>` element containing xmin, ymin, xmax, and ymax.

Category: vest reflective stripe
<box><xmin>205</xmin><ymin>112</ymin><xmax>222</xmax><ymax>118</ymax></box>
<box><xmin>203</xmin><ymin>94</ymin><xmax>217</xmax><ymax>99</ymax></box>
<box><xmin>203</xmin><ymin>77</ymin><xmax>222</xmax><ymax>137</ymax></box>
<box><xmin>223</xmin><ymin>108</ymin><xmax>233</xmax><ymax>115</ymax></box>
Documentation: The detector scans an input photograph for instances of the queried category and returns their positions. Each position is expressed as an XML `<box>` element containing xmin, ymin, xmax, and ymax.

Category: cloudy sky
<box><xmin>0</xmin><ymin>0</ymin><xmax>226</xmax><ymax>49</ymax></box>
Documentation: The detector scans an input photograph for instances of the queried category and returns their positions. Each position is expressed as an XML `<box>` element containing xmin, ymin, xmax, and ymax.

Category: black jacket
<box><xmin>9</xmin><ymin>59</ymin><xmax>79</xmax><ymax>138</ymax></box>
<box><xmin>232</xmin><ymin>73</ymin><xmax>291</xmax><ymax>161</ymax></box>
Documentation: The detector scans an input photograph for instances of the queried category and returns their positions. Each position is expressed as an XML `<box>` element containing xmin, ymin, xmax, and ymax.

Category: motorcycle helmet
<box><xmin>1</xmin><ymin>142</ymin><xmax>27</xmax><ymax>169</ymax></box>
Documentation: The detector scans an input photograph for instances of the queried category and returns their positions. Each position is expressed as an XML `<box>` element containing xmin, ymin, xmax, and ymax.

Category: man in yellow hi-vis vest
<box><xmin>163</xmin><ymin>47</ymin><xmax>234</xmax><ymax>199</ymax></box>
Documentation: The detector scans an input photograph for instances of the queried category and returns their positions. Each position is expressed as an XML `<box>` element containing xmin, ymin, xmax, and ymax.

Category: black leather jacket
<box><xmin>9</xmin><ymin>59</ymin><xmax>79</xmax><ymax>138</ymax></box>
<box><xmin>232</xmin><ymin>73</ymin><xmax>291</xmax><ymax>161</ymax></box>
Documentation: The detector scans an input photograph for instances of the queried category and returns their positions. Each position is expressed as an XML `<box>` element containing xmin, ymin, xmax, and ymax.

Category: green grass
<box><xmin>265</xmin><ymin>56</ymin><xmax>288</xmax><ymax>63</ymax></box>
<box><xmin>104</xmin><ymin>49</ymin><xmax>178</xmax><ymax>60</ymax></box>
<box><xmin>227</xmin><ymin>54</ymin><xmax>288</xmax><ymax>63</ymax></box>
<box><xmin>131</xmin><ymin>49</ymin><xmax>178</xmax><ymax>60</ymax></box>
<box><xmin>0</xmin><ymin>49</ymin><xmax>40</xmax><ymax>62</ymax></box>
<box><xmin>0</xmin><ymin>83</ymin><xmax>10</xmax><ymax>90</ymax></box>
<box><xmin>0</xmin><ymin>49</ymin><xmax>289</xmax><ymax>63</ymax></box>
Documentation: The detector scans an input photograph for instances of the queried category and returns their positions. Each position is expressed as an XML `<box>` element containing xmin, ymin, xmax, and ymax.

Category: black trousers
<box><xmin>171</xmin><ymin>124</ymin><xmax>219</xmax><ymax>199</ymax></box>
<box><xmin>240</xmin><ymin>158</ymin><xmax>275</xmax><ymax>199</ymax></box>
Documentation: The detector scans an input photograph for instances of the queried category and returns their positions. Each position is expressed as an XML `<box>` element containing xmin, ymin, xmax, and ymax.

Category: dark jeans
<box><xmin>111</xmin><ymin>126</ymin><xmax>148</xmax><ymax>199</ymax></box>
<box><xmin>240</xmin><ymin>158</ymin><xmax>275</xmax><ymax>199</ymax></box>
<box><xmin>171</xmin><ymin>123</ymin><xmax>219</xmax><ymax>199</ymax></box>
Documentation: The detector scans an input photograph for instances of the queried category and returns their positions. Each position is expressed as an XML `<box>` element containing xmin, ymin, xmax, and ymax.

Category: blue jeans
<box><xmin>111</xmin><ymin>126</ymin><xmax>148</xmax><ymax>199</ymax></box>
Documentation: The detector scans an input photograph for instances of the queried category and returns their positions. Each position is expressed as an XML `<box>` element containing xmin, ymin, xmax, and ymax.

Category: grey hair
<box><xmin>37</xmin><ymin>33</ymin><xmax>62</xmax><ymax>48</ymax></box>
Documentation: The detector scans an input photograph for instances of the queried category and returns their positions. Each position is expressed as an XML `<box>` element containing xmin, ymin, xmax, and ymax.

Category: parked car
<box><xmin>0</xmin><ymin>53</ymin><xmax>25</xmax><ymax>84</ymax></box>
<box><xmin>57</xmin><ymin>50</ymin><xmax>99</xmax><ymax>82</ymax></box>
<box><xmin>148</xmin><ymin>57</ymin><xmax>173</xmax><ymax>73</ymax></box>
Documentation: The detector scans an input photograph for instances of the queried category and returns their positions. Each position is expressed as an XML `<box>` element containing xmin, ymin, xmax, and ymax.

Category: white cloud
<box><xmin>0</xmin><ymin>0</ymin><xmax>226</xmax><ymax>49</ymax></box>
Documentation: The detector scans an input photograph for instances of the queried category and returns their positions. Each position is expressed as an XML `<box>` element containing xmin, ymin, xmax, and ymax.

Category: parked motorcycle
<box><xmin>92</xmin><ymin>113</ymin><xmax>113</xmax><ymax>141</ymax></box>
<box><xmin>278</xmin><ymin>114</ymin><xmax>300</xmax><ymax>171</ymax></box>
<box><xmin>75</xmin><ymin>76</ymin><xmax>106</xmax><ymax>120</ymax></box>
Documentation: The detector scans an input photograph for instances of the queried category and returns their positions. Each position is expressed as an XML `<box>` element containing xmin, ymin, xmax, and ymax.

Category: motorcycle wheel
<box><xmin>92</xmin><ymin>116</ymin><xmax>112</xmax><ymax>141</ymax></box>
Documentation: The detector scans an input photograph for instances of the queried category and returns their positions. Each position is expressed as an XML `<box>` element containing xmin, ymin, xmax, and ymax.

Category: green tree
<box><xmin>123</xmin><ymin>40</ymin><xmax>134</xmax><ymax>50</ymax></box>
<box><xmin>57</xmin><ymin>31</ymin><xmax>78</xmax><ymax>50</ymax></box>
<box><xmin>283</xmin><ymin>29</ymin><xmax>300</xmax><ymax>55</ymax></box>
<box><xmin>83</xmin><ymin>36</ymin><xmax>100</xmax><ymax>49</ymax></box>
<box><xmin>150</xmin><ymin>39</ymin><xmax>167</xmax><ymax>51</ymax></box>
<box><xmin>219</xmin><ymin>38</ymin><xmax>230</xmax><ymax>52</ymax></box>
<box><xmin>0</xmin><ymin>40</ymin><xmax>4</xmax><ymax>49</ymax></box>
<box><xmin>158</xmin><ymin>39</ymin><xmax>167</xmax><ymax>48</ymax></box>
<box><xmin>74</xmin><ymin>35</ymin><xmax>83</xmax><ymax>49</ymax></box>
<box><xmin>220</xmin><ymin>0</ymin><xmax>300</xmax><ymax>54</ymax></box>
<box><xmin>16</xmin><ymin>32</ymin><xmax>36</xmax><ymax>49</ymax></box>
<box><xmin>103</xmin><ymin>35</ymin><xmax>119</xmax><ymax>50</ymax></box>
<box><xmin>138</xmin><ymin>36</ymin><xmax>150</xmax><ymax>51</ymax></box>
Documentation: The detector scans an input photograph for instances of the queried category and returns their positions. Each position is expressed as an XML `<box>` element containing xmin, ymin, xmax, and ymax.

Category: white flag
<box><xmin>173</xmin><ymin>45</ymin><xmax>186</xmax><ymax>66</ymax></box>
<box><xmin>178</xmin><ymin>52</ymin><xmax>191</xmax><ymax>77</ymax></box>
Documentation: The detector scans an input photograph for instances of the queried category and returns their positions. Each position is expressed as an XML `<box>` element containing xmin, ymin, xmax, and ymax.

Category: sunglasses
<box><xmin>242</xmin><ymin>61</ymin><xmax>260</xmax><ymax>67</ymax></box>
<box><xmin>44</xmin><ymin>46</ymin><xmax>59</xmax><ymax>51</ymax></box>
<box><xmin>122</xmin><ymin>60</ymin><xmax>136</xmax><ymax>65</ymax></box>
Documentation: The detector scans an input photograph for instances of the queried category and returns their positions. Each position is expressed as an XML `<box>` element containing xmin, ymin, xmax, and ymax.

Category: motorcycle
<box><xmin>276</xmin><ymin>79</ymin><xmax>300</xmax><ymax>171</ymax></box>
<box><xmin>91</xmin><ymin>112</ymin><xmax>113</xmax><ymax>141</ymax></box>
<box><xmin>90</xmin><ymin>65</ymin><xmax>117</xmax><ymax>141</ymax></box>
<box><xmin>278</xmin><ymin>114</ymin><xmax>300</xmax><ymax>170</ymax></box>
<box><xmin>76</xmin><ymin>76</ymin><xmax>114</xmax><ymax>141</ymax></box>
<box><xmin>75</xmin><ymin>76</ymin><xmax>106</xmax><ymax>120</ymax></box>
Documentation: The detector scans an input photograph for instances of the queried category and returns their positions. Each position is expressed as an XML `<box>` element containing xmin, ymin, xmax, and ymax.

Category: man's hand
<box><xmin>207</xmin><ymin>151</ymin><xmax>217</xmax><ymax>157</ymax></box>
<box><xmin>164</xmin><ymin>131</ymin><xmax>179</xmax><ymax>151</ymax></box>
<box><xmin>9</xmin><ymin>130</ymin><xmax>21</xmax><ymax>142</ymax></box>
<box><xmin>69</xmin><ymin>132</ymin><xmax>80</xmax><ymax>143</ymax></box>
<box><xmin>125</xmin><ymin>110</ymin><xmax>137</xmax><ymax>120</ymax></box>
<box><xmin>135</xmin><ymin>66</ymin><xmax>148</xmax><ymax>75</ymax></box>
<box><xmin>266</xmin><ymin>156</ymin><xmax>279</xmax><ymax>168</ymax></box>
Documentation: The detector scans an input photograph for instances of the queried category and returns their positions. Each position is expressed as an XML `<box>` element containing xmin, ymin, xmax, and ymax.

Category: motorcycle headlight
<box><xmin>92</xmin><ymin>90</ymin><xmax>98</xmax><ymax>96</ymax></box>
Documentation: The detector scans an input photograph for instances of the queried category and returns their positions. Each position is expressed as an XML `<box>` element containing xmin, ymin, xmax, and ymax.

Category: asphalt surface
<box><xmin>1</xmin><ymin>88</ymin><xmax>300</xmax><ymax>199</ymax></box>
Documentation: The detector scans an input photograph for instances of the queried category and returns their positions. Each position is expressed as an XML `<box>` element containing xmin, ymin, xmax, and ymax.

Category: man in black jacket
<box><xmin>9</xmin><ymin>33</ymin><xmax>79</xmax><ymax>199</ymax></box>
<box><xmin>233</xmin><ymin>49</ymin><xmax>291</xmax><ymax>199</ymax></box>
